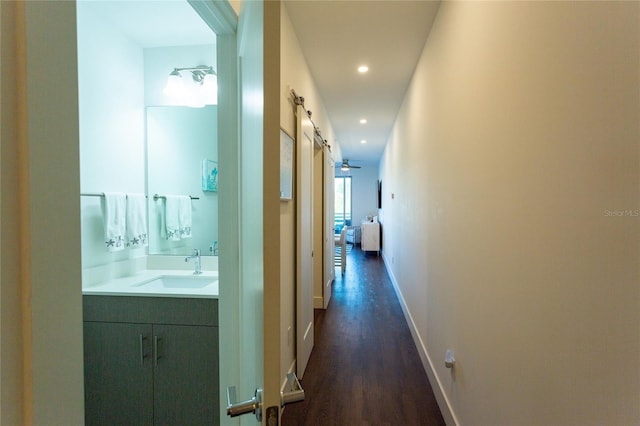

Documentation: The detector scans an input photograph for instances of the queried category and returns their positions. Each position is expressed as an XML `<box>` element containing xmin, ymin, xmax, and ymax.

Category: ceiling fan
<box><xmin>340</xmin><ymin>159</ymin><xmax>361</xmax><ymax>171</ymax></box>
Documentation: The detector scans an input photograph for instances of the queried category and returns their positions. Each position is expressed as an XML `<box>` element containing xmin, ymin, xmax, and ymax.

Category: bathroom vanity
<box><xmin>82</xmin><ymin>272</ymin><xmax>219</xmax><ymax>426</ymax></box>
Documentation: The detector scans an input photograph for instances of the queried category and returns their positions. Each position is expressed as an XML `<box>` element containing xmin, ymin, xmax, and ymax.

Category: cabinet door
<box><xmin>153</xmin><ymin>325</ymin><xmax>219</xmax><ymax>426</ymax></box>
<box><xmin>361</xmin><ymin>222</ymin><xmax>380</xmax><ymax>252</ymax></box>
<box><xmin>84</xmin><ymin>322</ymin><xmax>153</xmax><ymax>426</ymax></box>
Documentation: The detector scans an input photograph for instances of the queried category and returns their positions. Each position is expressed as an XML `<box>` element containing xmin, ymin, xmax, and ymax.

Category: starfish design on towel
<box><xmin>106</xmin><ymin>239</ymin><xmax>115</xmax><ymax>247</ymax></box>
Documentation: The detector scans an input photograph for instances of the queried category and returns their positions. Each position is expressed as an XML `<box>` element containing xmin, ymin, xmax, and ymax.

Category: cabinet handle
<box><xmin>139</xmin><ymin>334</ymin><xmax>147</xmax><ymax>365</ymax></box>
<box><xmin>154</xmin><ymin>335</ymin><xmax>161</xmax><ymax>366</ymax></box>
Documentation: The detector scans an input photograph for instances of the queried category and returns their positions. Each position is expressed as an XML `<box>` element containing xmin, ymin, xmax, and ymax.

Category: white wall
<box><xmin>380</xmin><ymin>2</ymin><xmax>640</xmax><ymax>425</ymax></box>
<box><xmin>0</xmin><ymin>1</ymin><xmax>85</xmax><ymax>422</ymax></box>
<box><xmin>78</xmin><ymin>3</ymin><xmax>146</xmax><ymax>268</ymax></box>
<box><xmin>1</xmin><ymin>2</ymin><xmax>25</xmax><ymax>423</ymax></box>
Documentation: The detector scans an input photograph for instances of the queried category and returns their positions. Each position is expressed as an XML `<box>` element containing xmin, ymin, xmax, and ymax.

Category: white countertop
<box><xmin>82</xmin><ymin>269</ymin><xmax>218</xmax><ymax>299</ymax></box>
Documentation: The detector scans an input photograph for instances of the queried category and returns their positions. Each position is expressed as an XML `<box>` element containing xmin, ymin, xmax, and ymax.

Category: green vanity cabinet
<box><xmin>83</xmin><ymin>321</ymin><xmax>154</xmax><ymax>425</ymax></box>
<box><xmin>83</xmin><ymin>296</ymin><xmax>219</xmax><ymax>426</ymax></box>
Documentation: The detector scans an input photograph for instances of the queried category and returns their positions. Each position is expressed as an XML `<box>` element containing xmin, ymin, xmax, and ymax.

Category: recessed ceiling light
<box><xmin>357</xmin><ymin>65</ymin><xmax>369</xmax><ymax>73</ymax></box>
<box><xmin>360</xmin><ymin>140</ymin><xmax>367</xmax><ymax>144</ymax></box>
<box><xmin>359</xmin><ymin>119</ymin><xmax>367</xmax><ymax>124</ymax></box>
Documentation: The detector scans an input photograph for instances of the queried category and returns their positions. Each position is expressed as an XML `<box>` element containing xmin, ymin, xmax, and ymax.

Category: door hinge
<box><xmin>265</xmin><ymin>406</ymin><xmax>279</xmax><ymax>426</ymax></box>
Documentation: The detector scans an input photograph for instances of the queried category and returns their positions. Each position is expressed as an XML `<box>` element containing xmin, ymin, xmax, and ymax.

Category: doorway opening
<box><xmin>334</xmin><ymin>175</ymin><xmax>352</xmax><ymax>233</ymax></box>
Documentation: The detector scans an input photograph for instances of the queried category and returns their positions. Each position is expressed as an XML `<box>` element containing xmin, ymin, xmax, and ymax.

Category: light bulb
<box><xmin>163</xmin><ymin>70</ymin><xmax>183</xmax><ymax>96</ymax></box>
<box><xmin>185</xmin><ymin>79</ymin><xmax>205</xmax><ymax>108</ymax></box>
<box><xmin>202</xmin><ymin>73</ymin><xmax>218</xmax><ymax>105</ymax></box>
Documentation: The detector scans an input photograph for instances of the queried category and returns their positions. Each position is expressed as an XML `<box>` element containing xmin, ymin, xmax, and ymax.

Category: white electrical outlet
<box><xmin>445</xmin><ymin>349</ymin><xmax>455</xmax><ymax>369</ymax></box>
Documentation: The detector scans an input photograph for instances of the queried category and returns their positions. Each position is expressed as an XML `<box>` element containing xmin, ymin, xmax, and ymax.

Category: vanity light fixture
<box><xmin>357</xmin><ymin>65</ymin><xmax>369</xmax><ymax>73</ymax></box>
<box><xmin>166</xmin><ymin>65</ymin><xmax>215</xmax><ymax>85</ymax></box>
<box><xmin>359</xmin><ymin>118</ymin><xmax>367</xmax><ymax>124</ymax></box>
<box><xmin>360</xmin><ymin>140</ymin><xmax>367</xmax><ymax>144</ymax></box>
<box><xmin>163</xmin><ymin>65</ymin><xmax>217</xmax><ymax>107</ymax></box>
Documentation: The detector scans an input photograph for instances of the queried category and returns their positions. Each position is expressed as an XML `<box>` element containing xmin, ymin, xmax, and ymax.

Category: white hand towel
<box><xmin>126</xmin><ymin>193</ymin><xmax>147</xmax><ymax>248</ymax></box>
<box><xmin>178</xmin><ymin>195</ymin><xmax>192</xmax><ymax>239</ymax></box>
<box><xmin>101</xmin><ymin>192</ymin><xmax>126</xmax><ymax>252</ymax></box>
<box><xmin>165</xmin><ymin>195</ymin><xmax>182</xmax><ymax>241</ymax></box>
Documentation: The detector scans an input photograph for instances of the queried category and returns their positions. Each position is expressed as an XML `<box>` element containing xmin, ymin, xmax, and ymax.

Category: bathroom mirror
<box><xmin>146</xmin><ymin>105</ymin><xmax>218</xmax><ymax>256</ymax></box>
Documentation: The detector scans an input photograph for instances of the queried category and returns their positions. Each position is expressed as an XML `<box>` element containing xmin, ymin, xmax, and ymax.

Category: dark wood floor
<box><xmin>281</xmin><ymin>246</ymin><xmax>445</xmax><ymax>425</ymax></box>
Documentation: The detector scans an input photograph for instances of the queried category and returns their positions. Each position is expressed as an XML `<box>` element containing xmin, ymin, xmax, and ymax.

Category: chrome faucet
<box><xmin>185</xmin><ymin>249</ymin><xmax>202</xmax><ymax>275</ymax></box>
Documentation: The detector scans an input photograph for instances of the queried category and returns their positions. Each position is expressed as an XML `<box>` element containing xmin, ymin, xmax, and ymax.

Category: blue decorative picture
<box><xmin>202</xmin><ymin>159</ymin><xmax>218</xmax><ymax>192</ymax></box>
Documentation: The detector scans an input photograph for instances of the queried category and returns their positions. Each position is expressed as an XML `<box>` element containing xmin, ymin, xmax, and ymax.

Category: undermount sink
<box><xmin>83</xmin><ymin>270</ymin><xmax>219</xmax><ymax>298</ymax></box>
<box><xmin>136</xmin><ymin>275</ymin><xmax>217</xmax><ymax>289</ymax></box>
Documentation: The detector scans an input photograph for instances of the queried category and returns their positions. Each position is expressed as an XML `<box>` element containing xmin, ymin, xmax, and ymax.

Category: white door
<box><xmin>323</xmin><ymin>146</ymin><xmax>335</xmax><ymax>308</ymax></box>
<box><xmin>296</xmin><ymin>104</ymin><xmax>315</xmax><ymax>379</ymax></box>
<box><xmin>195</xmin><ymin>0</ymin><xmax>276</xmax><ymax>423</ymax></box>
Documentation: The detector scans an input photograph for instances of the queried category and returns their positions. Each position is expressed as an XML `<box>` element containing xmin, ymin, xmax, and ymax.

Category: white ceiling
<box><xmin>79</xmin><ymin>0</ymin><xmax>215</xmax><ymax>48</ymax></box>
<box><xmin>284</xmin><ymin>0</ymin><xmax>441</xmax><ymax>166</ymax></box>
<box><xmin>80</xmin><ymin>0</ymin><xmax>440</xmax><ymax>167</ymax></box>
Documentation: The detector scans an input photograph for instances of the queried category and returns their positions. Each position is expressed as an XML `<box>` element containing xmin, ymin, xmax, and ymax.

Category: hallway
<box><xmin>282</xmin><ymin>246</ymin><xmax>445</xmax><ymax>425</ymax></box>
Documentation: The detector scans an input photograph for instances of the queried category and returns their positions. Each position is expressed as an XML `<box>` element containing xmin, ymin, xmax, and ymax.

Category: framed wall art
<box><xmin>202</xmin><ymin>159</ymin><xmax>218</xmax><ymax>192</ymax></box>
<box><xmin>280</xmin><ymin>129</ymin><xmax>294</xmax><ymax>200</ymax></box>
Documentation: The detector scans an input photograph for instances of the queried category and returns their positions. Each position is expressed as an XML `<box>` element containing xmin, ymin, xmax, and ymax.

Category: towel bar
<box><xmin>80</xmin><ymin>192</ymin><xmax>149</xmax><ymax>198</ymax></box>
<box><xmin>153</xmin><ymin>194</ymin><xmax>200</xmax><ymax>201</ymax></box>
<box><xmin>80</xmin><ymin>193</ymin><xmax>199</xmax><ymax>201</ymax></box>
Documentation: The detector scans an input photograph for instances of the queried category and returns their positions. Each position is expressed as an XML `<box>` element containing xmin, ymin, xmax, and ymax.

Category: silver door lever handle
<box><xmin>226</xmin><ymin>386</ymin><xmax>262</xmax><ymax>421</ymax></box>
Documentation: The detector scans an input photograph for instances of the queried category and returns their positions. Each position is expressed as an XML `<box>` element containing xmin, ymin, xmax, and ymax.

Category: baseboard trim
<box><xmin>313</xmin><ymin>296</ymin><xmax>324</xmax><ymax>309</ymax></box>
<box><xmin>381</xmin><ymin>253</ymin><xmax>459</xmax><ymax>426</ymax></box>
